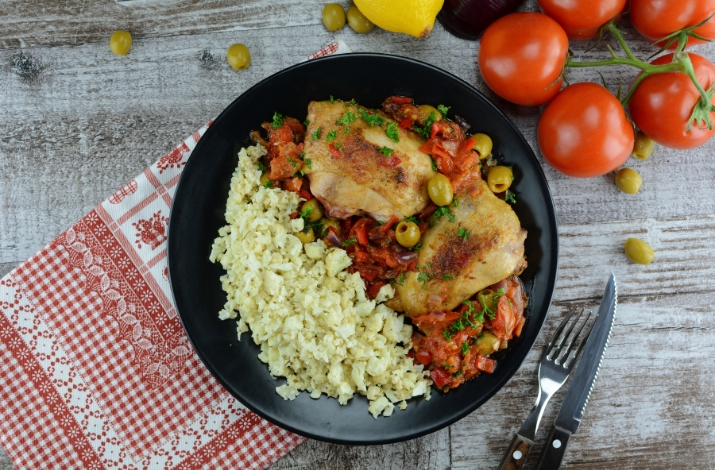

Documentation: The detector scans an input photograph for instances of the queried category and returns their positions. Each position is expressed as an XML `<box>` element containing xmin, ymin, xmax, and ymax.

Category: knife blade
<box><xmin>535</xmin><ymin>273</ymin><xmax>618</xmax><ymax>470</ymax></box>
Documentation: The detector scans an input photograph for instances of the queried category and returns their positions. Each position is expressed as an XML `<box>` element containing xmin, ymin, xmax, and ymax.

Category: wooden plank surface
<box><xmin>2</xmin><ymin>0</ymin><xmax>715</xmax><ymax>468</ymax></box>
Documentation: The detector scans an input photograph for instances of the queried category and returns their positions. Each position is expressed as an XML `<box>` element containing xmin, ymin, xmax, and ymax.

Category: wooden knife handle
<box><xmin>496</xmin><ymin>433</ymin><xmax>533</xmax><ymax>470</ymax></box>
<box><xmin>535</xmin><ymin>426</ymin><xmax>572</xmax><ymax>470</ymax></box>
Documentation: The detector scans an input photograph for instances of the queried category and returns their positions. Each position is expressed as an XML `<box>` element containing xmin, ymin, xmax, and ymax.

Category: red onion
<box><xmin>454</xmin><ymin>115</ymin><xmax>471</xmax><ymax>133</ymax></box>
<box><xmin>490</xmin><ymin>279</ymin><xmax>508</xmax><ymax>291</ymax></box>
<box><xmin>395</xmin><ymin>251</ymin><xmax>419</xmax><ymax>265</ymax></box>
<box><xmin>427</xmin><ymin>294</ymin><xmax>443</xmax><ymax>307</ymax></box>
<box><xmin>325</xmin><ymin>231</ymin><xmax>342</xmax><ymax>247</ymax></box>
<box><xmin>429</xmin><ymin>311</ymin><xmax>446</xmax><ymax>319</ymax></box>
<box><xmin>368</xmin><ymin>232</ymin><xmax>388</xmax><ymax>244</ymax></box>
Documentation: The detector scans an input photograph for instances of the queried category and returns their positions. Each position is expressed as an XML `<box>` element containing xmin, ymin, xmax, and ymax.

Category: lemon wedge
<box><xmin>354</xmin><ymin>0</ymin><xmax>444</xmax><ymax>38</ymax></box>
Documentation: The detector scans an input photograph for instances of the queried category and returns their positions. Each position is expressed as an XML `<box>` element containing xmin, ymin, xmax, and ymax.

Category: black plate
<box><xmin>168</xmin><ymin>53</ymin><xmax>558</xmax><ymax>445</ymax></box>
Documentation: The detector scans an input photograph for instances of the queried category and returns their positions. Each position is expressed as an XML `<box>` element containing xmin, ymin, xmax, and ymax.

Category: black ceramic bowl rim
<box><xmin>168</xmin><ymin>52</ymin><xmax>558</xmax><ymax>445</ymax></box>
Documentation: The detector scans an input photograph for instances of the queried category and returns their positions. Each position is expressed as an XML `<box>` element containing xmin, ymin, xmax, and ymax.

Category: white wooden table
<box><xmin>2</xmin><ymin>1</ymin><xmax>714</xmax><ymax>468</ymax></box>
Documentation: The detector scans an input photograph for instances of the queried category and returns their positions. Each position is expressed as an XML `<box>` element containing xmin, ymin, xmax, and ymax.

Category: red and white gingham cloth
<box><xmin>0</xmin><ymin>41</ymin><xmax>351</xmax><ymax>470</ymax></box>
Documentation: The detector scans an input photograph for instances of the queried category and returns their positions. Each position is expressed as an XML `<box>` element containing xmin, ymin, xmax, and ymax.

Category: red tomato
<box><xmin>629</xmin><ymin>53</ymin><xmax>715</xmax><ymax>150</ymax></box>
<box><xmin>478</xmin><ymin>12</ymin><xmax>568</xmax><ymax>106</ymax></box>
<box><xmin>538</xmin><ymin>82</ymin><xmax>634</xmax><ymax>177</ymax></box>
<box><xmin>537</xmin><ymin>0</ymin><xmax>627</xmax><ymax>40</ymax></box>
<box><xmin>630</xmin><ymin>0</ymin><xmax>715</xmax><ymax>48</ymax></box>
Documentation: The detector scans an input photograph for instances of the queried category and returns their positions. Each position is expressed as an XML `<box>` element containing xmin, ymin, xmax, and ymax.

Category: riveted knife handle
<box><xmin>536</xmin><ymin>426</ymin><xmax>572</xmax><ymax>470</ymax></box>
<box><xmin>497</xmin><ymin>433</ymin><xmax>533</xmax><ymax>470</ymax></box>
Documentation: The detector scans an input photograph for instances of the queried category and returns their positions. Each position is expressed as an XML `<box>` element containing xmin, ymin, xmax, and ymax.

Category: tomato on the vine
<box><xmin>630</xmin><ymin>0</ymin><xmax>715</xmax><ymax>48</ymax></box>
<box><xmin>537</xmin><ymin>0</ymin><xmax>627</xmax><ymax>40</ymax></box>
<box><xmin>478</xmin><ymin>12</ymin><xmax>568</xmax><ymax>106</ymax></box>
<box><xmin>629</xmin><ymin>53</ymin><xmax>715</xmax><ymax>150</ymax></box>
<box><xmin>538</xmin><ymin>82</ymin><xmax>634</xmax><ymax>177</ymax></box>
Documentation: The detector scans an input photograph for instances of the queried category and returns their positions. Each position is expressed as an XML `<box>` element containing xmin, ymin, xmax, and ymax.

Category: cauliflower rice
<box><xmin>209</xmin><ymin>145</ymin><xmax>431</xmax><ymax>417</ymax></box>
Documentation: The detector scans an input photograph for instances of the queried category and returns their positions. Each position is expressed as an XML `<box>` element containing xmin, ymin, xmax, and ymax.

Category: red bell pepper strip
<box><xmin>390</xmin><ymin>96</ymin><xmax>413</xmax><ymax>104</ymax></box>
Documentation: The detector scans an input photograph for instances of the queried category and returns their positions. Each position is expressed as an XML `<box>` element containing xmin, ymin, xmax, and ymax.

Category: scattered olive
<box><xmin>320</xmin><ymin>217</ymin><xmax>341</xmax><ymax>236</ymax></box>
<box><xmin>427</xmin><ymin>173</ymin><xmax>454</xmax><ymax>206</ymax></box>
<box><xmin>295</xmin><ymin>228</ymin><xmax>316</xmax><ymax>244</ymax></box>
<box><xmin>632</xmin><ymin>131</ymin><xmax>654</xmax><ymax>160</ymax></box>
<box><xmin>301</xmin><ymin>199</ymin><xmax>323</xmax><ymax>222</ymax></box>
<box><xmin>477</xmin><ymin>288</ymin><xmax>497</xmax><ymax>313</ymax></box>
<box><xmin>472</xmin><ymin>133</ymin><xmax>493</xmax><ymax>159</ymax></box>
<box><xmin>347</xmin><ymin>5</ymin><xmax>375</xmax><ymax>33</ymax></box>
<box><xmin>624</xmin><ymin>237</ymin><xmax>654</xmax><ymax>265</ymax></box>
<box><xmin>416</xmin><ymin>104</ymin><xmax>442</xmax><ymax>124</ymax></box>
<box><xmin>322</xmin><ymin>4</ymin><xmax>346</xmax><ymax>31</ymax></box>
<box><xmin>615</xmin><ymin>168</ymin><xmax>642</xmax><ymax>194</ymax></box>
<box><xmin>395</xmin><ymin>221</ymin><xmax>421</xmax><ymax>248</ymax></box>
<box><xmin>109</xmin><ymin>31</ymin><xmax>132</xmax><ymax>56</ymax></box>
<box><xmin>487</xmin><ymin>165</ymin><xmax>513</xmax><ymax>193</ymax></box>
<box><xmin>475</xmin><ymin>331</ymin><xmax>500</xmax><ymax>355</ymax></box>
<box><xmin>226</xmin><ymin>43</ymin><xmax>251</xmax><ymax>70</ymax></box>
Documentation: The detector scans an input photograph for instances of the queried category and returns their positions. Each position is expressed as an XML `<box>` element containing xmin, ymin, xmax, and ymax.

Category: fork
<box><xmin>496</xmin><ymin>308</ymin><xmax>596</xmax><ymax>470</ymax></box>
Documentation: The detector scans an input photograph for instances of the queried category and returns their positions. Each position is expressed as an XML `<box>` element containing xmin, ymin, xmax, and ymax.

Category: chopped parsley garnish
<box><xmin>432</xmin><ymin>206</ymin><xmax>456</xmax><ymax>223</ymax></box>
<box><xmin>437</xmin><ymin>104</ymin><xmax>450</xmax><ymax>115</ymax></box>
<box><xmin>257</xmin><ymin>160</ymin><xmax>266</xmax><ymax>172</ymax></box>
<box><xmin>299</xmin><ymin>151</ymin><xmax>306</xmax><ymax>158</ymax></box>
<box><xmin>385</xmin><ymin>122</ymin><xmax>400</xmax><ymax>143</ymax></box>
<box><xmin>431</xmin><ymin>158</ymin><xmax>439</xmax><ymax>172</ymax></box>
<box><xmin>442</xmin><ymin>274</ymin><xmax>454</xmax><ymax>280</ymax></box>
<box><xmin>393</xmin><ymin>272</ymin><xmax>406</xmax><ymax>285</ymax></box>
<box><xmin>333</xmin><ymin>143</ymin><xmax>344</xmax><ymax>150</ymax></box>
<box><xmin>378</xmin><ymin>146</ymin><xmax>394</xmax><ymax>157</ymax></box>
<box><xmin>311</xmin><ymin>127</ymin><xmax>322</xmax><ymax>140</ymax></box>
<box><xmin>329</xmin><ymin>95</ymin><xmax>337</xmax><ymax>103</ymax></box>
<box><xmin>460</xmin><ymin>342</ymin><xmax>469</xmax><ymax>356</ymax></box>
<box><xmin>458</xmin><ymin>227</ymin><xmax>470</xmax><ymax>240</ymax></box>
<box><xmin>263</xmin><ymin>180</ymin><xmax>273</xmax><ymax>188</ymax></box>
<box><xmin>452</xmin><ymin>369</ymin><xmax>463</xmax><ymax>378</ymax></box>
<box><xmin>417</xmin><ymin>272</ymin><xmax>433</xmax><ymax>290</ymax></box>
<box><xmin>304</xmin><ymin>158</ymin><xmax>312</xmax><ymax>169</ymax></box>
<box><xmin>443</xmin><ymin>329</ymin><xmax>452</xmax><ymax>341</ymax></box>
<box><xmin>350</xmin><ymin>99</ymin><xmax>358</xmax><ymax>105</ymax></box>
<box><xmin>341</xmin><ymin>238</ymin><xmax>357</xmax><ymax>247</ymax></box>
<box><xmin>442</xmin><ymin>300</ymin><xmax>480</xmax><ymax>339</ymax></box>
<box><xmin>412</xmin><ymin>112</ymin><xmax>437</xmax><ymax>139</ymax></box>
<box><xmin>451</xmin><ymin>197</ymin><xmax>459</xmax><ymax>207</ymax></box>
<box><xmin>494</xmin><ymin>288</ymin><xmax>506</xmax><ymax>303</ymax></box>
<box><xmin>404</xmin><ymin>215</ymin><xmax>419</xmax><ymax>224</ymax></box>
<box><xmin>358</xmin><ymin>108</ymin><xmax>384</xmax><ymax>127</ymax></box>
<box><xmin>271</xmin><ymin>112</ymin><xmax>285</xmax><ymax>129</ymax></box>
<box><xmin>287</xmin><ymin>158</ymin><xmax>298</xmax><ymax>169</ymax></box>
<box><xmin>326</xmin><ymin>130</ymin><xmax>337</xmax><ymax>142</ymax></box>
<box><xmin>412</xmin><ymin>242</ymin><xmax>423</xmax><ymax>252</ymax></box>
<box><xmin>477</xmin><ymin>293</ymin><xmax>496</xmax><ymax>321</ymax></box>
<box><xmin>299</xmin><ymin>207</ymin><xmax>313</xmax><ymax>219</ymax></box>
<box><xmin>505</xmin><ymin>190</ymin><xmax>517</xmax><ymax>204</ymax></box>
<box><xmin>337</xmin><ymin>111</ymin><xmax>358</xmax><ymax>126</ymax></box>
<box><xmin>303</xmin><ymin>119</ymin><xmax>310</xmax><ymax>126</ymax></box>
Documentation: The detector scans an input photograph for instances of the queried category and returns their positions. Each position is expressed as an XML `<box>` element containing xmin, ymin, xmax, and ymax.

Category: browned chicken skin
<box><xmin>387</xmin><ymin>179</ymin><xmax>527</xmax><ymax>317</ymax></box>
<box><xmin>302</xmin><ymin>101</ymin><xmax>437</xmax><ymax>222</ymax></box>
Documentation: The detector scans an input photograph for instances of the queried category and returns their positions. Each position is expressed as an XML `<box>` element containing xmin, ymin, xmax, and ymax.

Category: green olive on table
<box><xmin>615</xmin><ymin>168</ymin><xmax>642</xmax><ymax>194</ymax></box>
<box><xmin>295</xmin><ymin>228</ymin><xmax>316</xmax><ymax>244</ymax></box>
<box><xmin>347</xmin><ymin>5</ymin><xmax>375</xmax><ymax>33</ymax></box>
<box><xmin>395</xmin><ymin>221</ymin><xmax>421</xmax><ymax>248</ymax></box>
<box><xmin>632</xmin><ymin>131</ymin><xmax>654</xmax><ymax>160</ymax></box>
<box><xmin>624</xmin><ymin>238</ymin><xmax>654</xmax><ymax>265</ymax></box>
<box><xmin>322</xmin><ymin>4</ymin><xmax>346</xmax><ymax>31</ymax></box>
<box><xmin>487</xmin><ymin>165</ymin><xmax>513</xmax><ymax>193</ymax></box>
<box><xmin>475</xmin><ymin>331</ymin><xmax>500</xmax><ymax>356</ymax></box>
<box><xmin>472</xmin><ymin>133</ymin><xmax>493</xmax><ymax>159</ymax></box>
<box><xmin>226</xmin><ymin>43</ymin><xmax>251</xmax><ymax>70</ymax></box>
<box><xmin>416</xmin><ymin>104</ymin><xmax>442</xmax><ymax>124</ymax></box>
<box><xmin>427</xmin><ymin>173</ymin><xmax>454</xmax><ymax>206</ymax></box>
<box><xmin>109</xmin><ymin>31</ymin><xmax>132</xmax><ymax>56</ymax></box>
<box><xmin>477</xmin><ymin>288</ymin><xmax>497</xmax><ymax>313</ymax></box>
<box><xmin>301</xmin><ymin>199</ymin><xmax>323</xmax><ymax>222</ymax></box>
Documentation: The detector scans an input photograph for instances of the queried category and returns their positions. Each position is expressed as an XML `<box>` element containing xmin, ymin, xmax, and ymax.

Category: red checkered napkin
<box><xmin>0</xmin><ymin>41</ymin><xmax>350</xmax><ymax>470</ymax></box>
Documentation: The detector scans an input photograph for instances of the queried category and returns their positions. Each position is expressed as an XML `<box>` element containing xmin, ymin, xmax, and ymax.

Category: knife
<box><xmin>535</xmin><ymin>273</ymin><xmax>617</xmax><ymax>470</ymax></box>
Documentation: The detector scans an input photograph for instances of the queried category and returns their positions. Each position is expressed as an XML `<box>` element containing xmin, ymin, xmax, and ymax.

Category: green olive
<box><xmin>477</xmin><ymin>289</ymin><xmax>497</xmax><ymax>313</ymax></box>
<box><xmin>427</xmin><ymin>173</ymin><xmax>454</xmax><ymax>206</ymax></box>
<box><xmin>632</xmin><ymin>131</ymin><xmax>654</xmax><ymax>160</ymax></box>
<box><xmin>487</xmin><ymin>165</ymin><xmax>513</xmax><ymax>193</ymax></box>
<box><xmin>295</xmin><ymin>228</ymin><xmax>316</xmax><ymax>244</ymax></box>
<box><xmin>259</xmin><ymin>173</ymin><xmax>273</xmax><ymax>188</ymax></box>
<box><xmin>624</xmin><ymin>237</ymin><xmax>654</xmax><ymax>265</ymax></box>
<box><xmin>475</xmin><ymin>331</ymin><xmax>500</xmax><ymax>356</ymax></box>
<box><xmin>346</xmin><ymin>5</ymin><xmax>375</xmax><ymax>33</ymax></box>
<box><xmin>226</xmin><ymin>43</ymin><xmax>251</xmax><ymax>70</ymax></box>
<box><xmin>395</xmin><ymin>221</ymin><xmax>421</xmax><ymax>248</ymax></box>
<box><xmin>615</xmin><ymin>168</ymin><xmax>642</xmax><ymax>194</ymax></box>
<box><xmin>301</xmin><ymin>199</ymin><xmax>323</xmax><ymax>223</ymax></box>
<box><xmin>109</xmin><ymin>31</ymin><xmax>132</xmax><ymax>56</ymax></box>
<box><xmin>320</xmin><ymin>217</ymin><xmax>341</xmax><ymax>236</ymax></box>
<box><xmin>322</xmin><ymin>4</ymin><xmax>346</xmax><ymax>31</ymax></box>
<box><xmin>416</xmin><ymin>104</ymin><xmax>442</xmax><ymax>124</ymax></box>
<box><xmin>472</xmin><ymin>133</ymin><xmax>493</xmax><ymax>159</ymax></box>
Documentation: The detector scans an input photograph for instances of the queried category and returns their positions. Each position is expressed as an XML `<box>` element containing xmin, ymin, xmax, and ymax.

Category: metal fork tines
<box><xmin>520</xmin><ymin>308</ymin><xmax>596</xmax><ymax>441</ymax></box>
<box><xmin>497</xmin><ymin>307</ymin><xmax>596</xmax><ymax>470</ymax></box>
